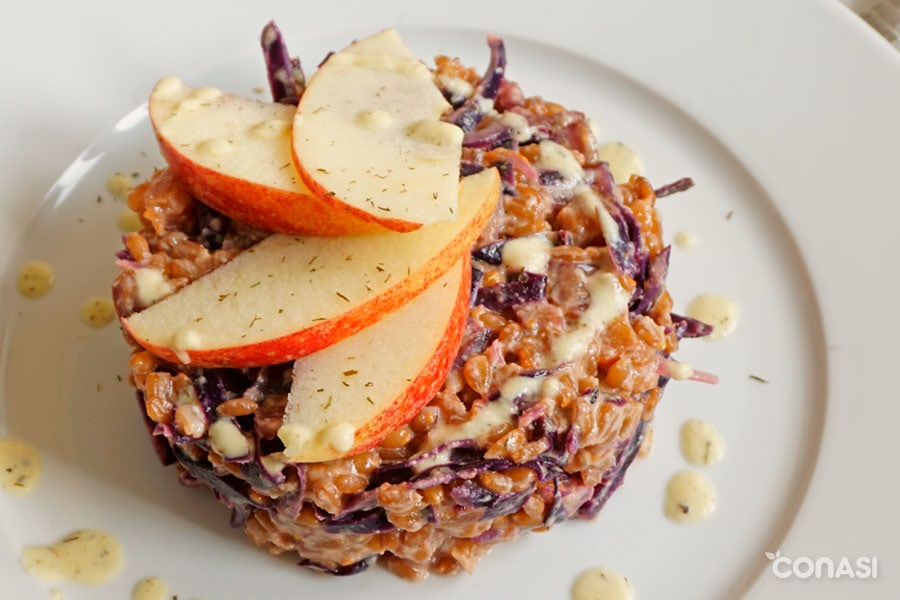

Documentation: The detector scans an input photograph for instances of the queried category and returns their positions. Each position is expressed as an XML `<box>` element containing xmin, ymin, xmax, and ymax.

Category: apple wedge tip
<box><xmin>291</xmin><ymin>29</ymin><xmax>463</xmax><ymax>232</ymax></box>
<box><xmin>278</xmin><ymin>256</ymin><xmax>471</xmax><ymax>463</ymax></box>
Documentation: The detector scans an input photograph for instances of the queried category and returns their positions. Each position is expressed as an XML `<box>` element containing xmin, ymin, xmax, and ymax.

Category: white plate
<box><xmin>1</xmin><ymin>2</ymin><xmax>897</xmax><ymax>599</ymax></box>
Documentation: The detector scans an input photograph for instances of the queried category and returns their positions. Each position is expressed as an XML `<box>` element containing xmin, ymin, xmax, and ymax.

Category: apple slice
<box><xmin>291</xmin><ymin>29</ymin><xmax>464</xmax><ymax>232</ymax></box>
<box><xmin>123</xmin><ymin>168</ymin><xmax>499</xmax><ymax>368</ymax></box>
<box><xmin>148</xmin><ymin>76</ymin><xmax>384</xmax><ymax>235</ymax></box>
<box><xmin>278</xmin><ymin>257</ymin><xmax>469</xmax><ymax>462</ymax></box>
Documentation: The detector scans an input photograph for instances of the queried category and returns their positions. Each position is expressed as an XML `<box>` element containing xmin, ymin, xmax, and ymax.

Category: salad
<box><xmin>112</xmin><ymin>21</ymin><xmax>709</xmax><ymax>579</ymax></box>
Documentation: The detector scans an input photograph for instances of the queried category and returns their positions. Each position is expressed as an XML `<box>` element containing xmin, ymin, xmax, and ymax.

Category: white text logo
<box><xmin>765</xmin><ymin>550</ymin><xmax>878</xmax><ymax>580</ymax></box>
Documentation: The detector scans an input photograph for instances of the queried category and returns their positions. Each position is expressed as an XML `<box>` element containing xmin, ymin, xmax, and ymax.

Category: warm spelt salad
<box><xmin>112</xmin><ymin>22</ymin><xmax>711</xmax><ymax>579</ymax></box>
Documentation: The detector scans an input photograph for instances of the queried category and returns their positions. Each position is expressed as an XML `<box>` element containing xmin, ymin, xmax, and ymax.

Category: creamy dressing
<box><xmin>680</xmin><ymin>419</ymin><xmax>726</xmax><ymax>467</ymax></box>
<box><xmin>597</xmin><ymin>141</ymin><xmax>644</xmax><ymax>184</ymax></box>
<box><xmin>117</xmin><ymin>209</ymin><xmax>143</xmax><ymax>233</ymax></box>
<box><xmin>131</xmin><ymin>576</ymin><xmax>170</xmax><ymax>600</ymax></box>
<box><xmin>328</xmin><ymin>52</ymin><xmax>428</xmax><ymax>77</ymax></box>
<box><xmin>208</xmin><ymin>418</ymin><xmax>250</xmax><ymax>459</ymax></box>
<box><xmin>674</xmin><ymin>230</ymin><xmax>698</xmax><ymax>249</ymax></box>
<box><xmin>498</xmin><ymin>111</ymin><xmax>533</xmax><ymax>143</ymax></box>
<box><xmin>571</xmin><ymin>567</ymin><xmax>635</xmax><ymax>600</ymax></box>
<box><xmin>666</xmin><ymin>361</ymin><xmax>694</xmax><ymax>381</ymax></box>
<box><xmin>106</xmin><ymin>172</ymin><xmax>135</xmax><ymax>201</ymax></box>
<box><xmin>133</xmin><ymin>268</ymin><xmax>174</xmax><ymax>307</ymax></box>
<box><xmin>196</xmin><ymin>137</ymin><xmax>233</xmax><ymax>157</ymax></box>
<box><xmin>21</xmin><ymin>530</ymin><xmax>124</xmax><ymax>584</ymax></box>
<box><xmin>548</xmin><ymin>271</ymin><xmax>630</xmax><ymax>365</ymax></box>
<box><xmin>533</xmin><ymin>140</ymin><xmax>584</xmax><ymax>185</ymax></box>
<box><xmin>686</xmin><ymin>294</ymin><xmax>740</xmax><ymax>340</ymax></box>
<box><xmin>322</xmin><ymin>422</ymin><xmax>356</xmax><ymax>453</ymax></box>
<box><xmin>406</xmin><ymin>119</ymin><xmax>458</xmax><ymax>147</ymax></box>
<box><xmin>664</xmin><ymin>470</ymin><xmax>717</xmax><ymax>523</ymax></box>
<box><xmin>170</xmin><ymin>326</ymin><xmax>202</xmax><ymax>364</ymax></box>
<box><xmin>16</xmin><ymin>260</ymin><xmax>55</xmax><ymax>298</ymax></box>
<box><xmin>0</xmin><ymin>437</ymin><xmax>41</xmax><ymax>495</ymax></box>
<box><xmin>80</xmin><ymin>296</ymin><xmax>116</xmax><ymax>328</ymax></box>
<box><xmin>278</xmin><ymin>423</ymin><xmax>312</xmax><ymax>459</ymax></box>
<box><xmin>420</xmin><ymin>269</ymin><xmax>628</xmax><ymax>453</ymax></box>
<box><xmin>436</xmin><ymin>74</ymin><xmax>474</xmax><ymax>104</ymax></box>
<box><xmin>572</xmin><ymin>185</ymin><xmax>623</xmax><ymax>248</ymax></box>
<box><xmin>49</xmin><ymin>590</ymin><xmax>65</xmax><ymax>600</ymax></box>
<box><xmin>426</xmin><ymin>376</ymin><xmax>544</xmax><ymax>449</ymax></box>
<box><xmin>501</xmin><ymin>234</ymin><xmax>553</xmax><ymax>274</ymax></box>
<box><xmin>247</xmin><ymin>117</ymin><xmax>291</xmax><ymax>140</ymax></box>
<box><xmin>356</xmin><ymin>109</ymin><xmax>393</xmax><ymax>130</ymax></box>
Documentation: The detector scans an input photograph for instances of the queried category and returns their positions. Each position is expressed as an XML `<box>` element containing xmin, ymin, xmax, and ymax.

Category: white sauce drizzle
<box><xmin>571</xmin><ymin>567</ymin><xmax>635</xmax><ymax>600</ymax></box>
<box><xmin>0</xmin><ymin>437</ymin><xmax>41</xmax><ymax>495</ymax></box>
<box><xmin>16</xmin><ymin>260</ymin><xmax>55</xmax><ymax>298</ymax></box>
<box><xmin>21</xmin><ymin>530</ymin><xmax>124</xmax><ymax>584</ymax></box>
<box><xmin>498</xmin><ymin>111</ymin><xmax>533</xmax><ymax>143</ymax></box>
<box><xmin>597</xmin><ymin>141</ymin><xmax>644</xmax><ymax>183</ymax></box>
<box><xmin>674</xmin><ymin>230</ymin><xmax>698</xmax><ymax>249</ymax></box>
<box><xmin>278</xmin><ymin>423</ymin><xmax>313</xmax><ymax>459</ymax></box>
<box><xmin>406</xmin><ymin>119</ymin><xmax>457</xmax><ymax>147</ymax></box>
<box><xmin>426</xmin><ymin>376</ymin><xmax>544</xmax><ymax>449</ymax></box>
<box><xmin>356</xmin><ymin>109</ymin><xmax>393</xmax><ymax>130</ymax></box>
<box><xmin>80</xmin><ymin>296</ymin><xmax>116</xmax><ymax>328</ymax></box>
<box><xmin>208</xmin><ymin>418</ymin><xmax>250</xmax><ymax>459</ymax></box>
<box><xmin>572</xmin><ymin>185</ymin><xmax>623</xmax><ymax>248</ymax></box>
<box><xmin>501</xmin><ymin>234</ymin><xmax>553</xmax><ymax>274</ymax></box>
<box><xmin>548</xmin><ymin>271</ymin><xmax>630</xmax><ymax>366</ymax></box>
<box><xmin>117</xmin><ymin>209</ymin><xmax>143</xmax><ymax>233</ymax></box>
<box><xmin>664</xmin><ymin>470</ymin><xmax>717</xmax><ymax>523</ymax></box>
<box><xmin>686</xmin><ymin>294</ymin><xmax>740</xmax><ymax>340</ymax></box>
<box><xmin>322</xmin><ymin>422</ymin><xmax>356</xmax><ymax>453</ymax></box>
<box><xmin>436</xmin><ymin>74</ymin><xmax>474</xmax><ymax>104</ymax></box>
<box><xmin>533</xmin><ymin>140</ymin><xmax>584</xmax><ymax>185</ymax></box>
<box><xmin>170</xmin><ymin>327</ymin><xmax>202</xmax><ymax>364</ymax></box>
<box><xmin>131</xmin><ymin>576</ymin><xmax>170</xmax><ymax>600</ymax></box>
<box><xmin>666</xmin><ymin>361</ymin><xmax>694</xmax><ymax>381</ymax></box>
<box><xmin>133</xmin><ymin>268</ymin><xmax>173</xmax><ymax>307</ymax></box>
<box><xmin>195</xmin><ymin>137</ymin><xmax>233</xmax><ymax>157</ymax></box>
<box><xmin>248</xmin><ymin>118</ymin><xmax>291</xmax><ymax>140</ymax></box>
<box><xmin>680</xmin><ymin>419</ymin><xmax>726</xmax><ymax>466</ymax></box>
<box><xmin>328</xmin><ymin>52</ymin><xmax>428</xmax><ymax>77</ymax></box>
<box><xmin>106</xmin><ymin>172</ymin><xmax>135</xmax><ymax>201</ymax></box>
<box><xmin>419</xmin><ymin>268</ymin><xmax>628</xmax><ymax>454</ymax></box>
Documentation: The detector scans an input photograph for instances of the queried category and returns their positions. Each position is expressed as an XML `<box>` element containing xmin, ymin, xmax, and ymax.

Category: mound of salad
<box><xmin>112</xmin><ymin>21</ymin><xmax>712</xmax><ymax>579</ymax></box>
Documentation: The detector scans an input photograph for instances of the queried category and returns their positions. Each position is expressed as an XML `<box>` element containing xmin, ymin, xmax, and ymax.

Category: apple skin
<box><xmin>156</xmin><ymin>135</ymin><xmax>385</xmax><ymax>236</ymax></box>
<box><xmin>122</xmin><ymin>168</ymin><xmax>500</xmax><ymax>368</ymax></box>
<box><xmin>148</xmin><ymin>76</ymin><xmax>387</xmax><ymax>236</ymax></box>
<box><xmin>291</xmin><ymin>29</ymin><xmax>462</xmax><ymax>232</ymax></box>
<box><xmin>279</xmin><ymin>257</ymin><xmax>471</xmax><ymax>462</ymax></box>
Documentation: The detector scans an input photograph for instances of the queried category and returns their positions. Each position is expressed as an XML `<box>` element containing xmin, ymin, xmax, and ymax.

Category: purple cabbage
<box><xmin>654</xmin><ymin>177</ymin><xmax>694</xmax><ymax>198</ymax></box>
<box><xmin>474</xmin><ymin>272</ymin><xmax>547</xmax><ymax>311</ymax></box>
<box><xmin>463</xmin><ymin>123</ymin><xmax>513</xmax><ymax>150</ymax></box>
<box><xmin>670</xmin><ymin>313</ymin><xmax>715</xmax><ymax>339</ymax></box>
<box><xmin>591</xmin><ymin>165</ymin><xmax>647</xmax><ymax>280</ymax></box>
<box><xmin>631</xmin><ymin>246</ymin><xmax>671</xmax><ymax>315</ymax></box>
<box><xmin>444</xmin><ymin>35</ymin><xmax>506</xmax><ymax>132</ymax></box>
<box><xmin>298</xmin><ymin>556</ymin><xmax>376</xmax><ymax>576</ymax></box>
<box><xmin>578</xmin><ymin>418</ymin><xmax>647</xmax><ymax>518</ymax></box>
<box><xmin>173</xmin><ymin>446</ymin><xmax>259</xmax><ymax>527</ymax></box>
<box><xmin>321</xmin><ymin>507</ymin><xmax>395</xmax><ymax>535</ymax></box>
<box><xmin>472</xmin><ymin>240</ymin><xmax>505</xmax><ymax>265</ymax></box>
<box><xmin>451</xmin><ymin>480</ymin><xmax>535</xmax><ymax>522</ymax></box>
<box><xmin>260</xmin><ymin>20</ymin><xmax>305</xmax><ymax>104</ymax></box>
